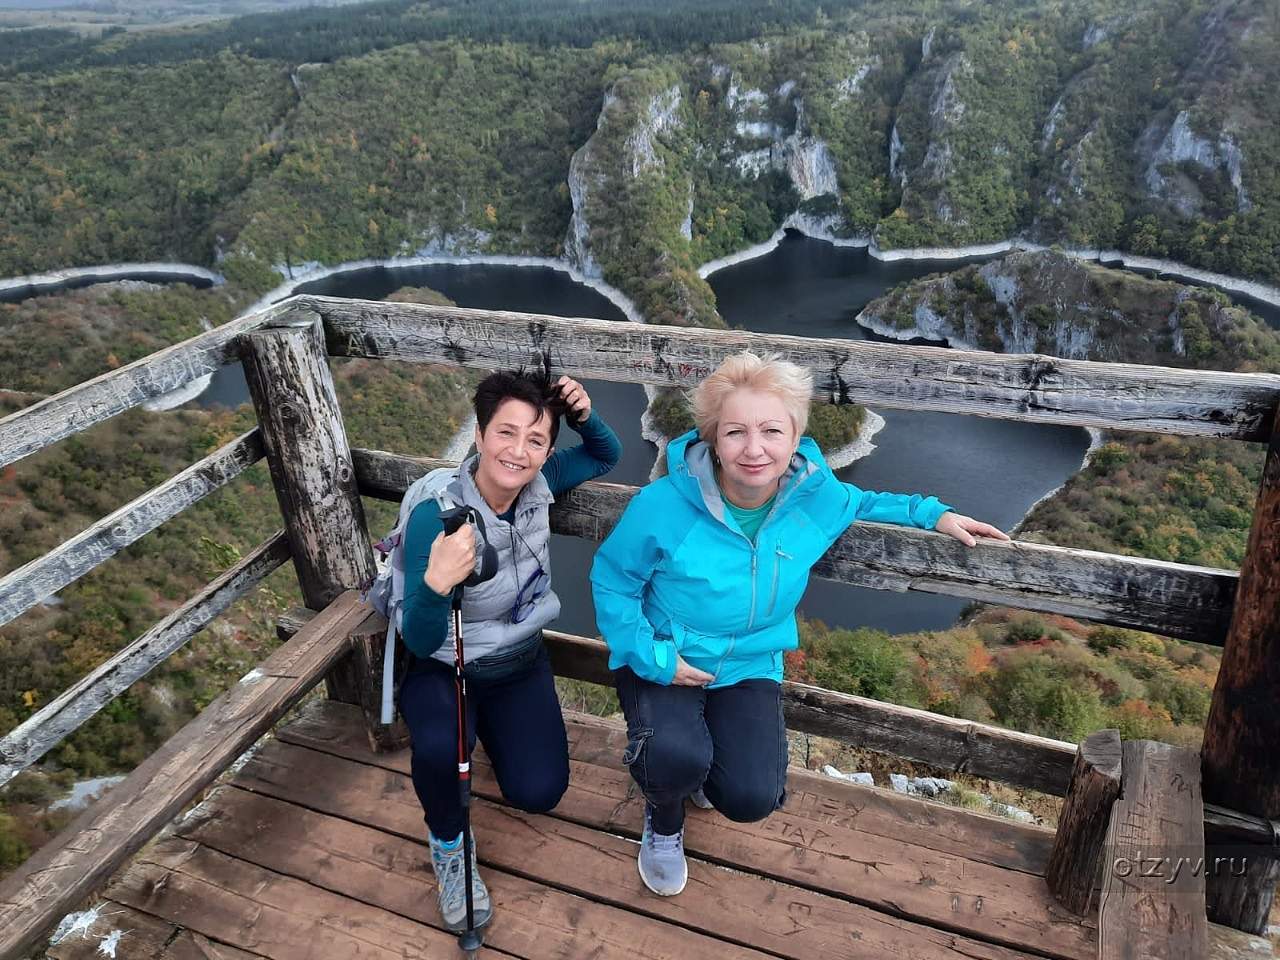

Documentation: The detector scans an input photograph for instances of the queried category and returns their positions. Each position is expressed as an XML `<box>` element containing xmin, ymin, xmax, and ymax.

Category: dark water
<box><xmin>252</xmin><ymin>240</ymin><xmax>1088</xmax><ymax>637</ymax></box>
<box><xmin>28</xmin><ymin>238</ymin><xmax>1278</xmax><ymax>636</ymax></box>
<box><xmin>0</xmin><ymin>270</ymin><xmax>214</xmax><ymax>304</ymax></box>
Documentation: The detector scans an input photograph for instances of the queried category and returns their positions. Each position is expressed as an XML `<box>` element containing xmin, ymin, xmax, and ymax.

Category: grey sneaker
<box><xmin>689</xmin><ymin>786</ymin><xmax>714</xmax><ymax>809</ymax></box>
<box><xmin>429</xmin><ymin>831</ymin><xmax>493</xmax><ymax>931</ymax></box>
<box><xmin>638</xmin><ymin>804</ymin><xmax>688</xmax><ymax>896</ymax></box>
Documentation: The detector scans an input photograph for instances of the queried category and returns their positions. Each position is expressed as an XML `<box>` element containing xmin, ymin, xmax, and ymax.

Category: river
<box><xmin>18</xmin><ymin>235</ymin><xmax>1277</xmax><ymax>636</ymax></box>
<box><xmin>274</xmin><ymin>236</ymin><xmax>1090</xmax><ymax>637</ymax></box>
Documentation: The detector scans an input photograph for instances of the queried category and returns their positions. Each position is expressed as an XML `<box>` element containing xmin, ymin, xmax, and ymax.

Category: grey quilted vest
<box><xmin>429</xmin><ymin>453</ymin><xmax>561</xmax><ymax>667</ymax></box>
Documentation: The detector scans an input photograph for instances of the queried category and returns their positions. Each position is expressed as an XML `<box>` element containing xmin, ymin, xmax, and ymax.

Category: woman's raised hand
<box><xmin>672</xmin><ymin>655</ymin><xmax>715</xmax><ymax>687</ymax></box>
<box><xmin>556</xmin><ymin>375</ymin><xmax>592</xmax><ymax>424</ymax></box>
<box><xmin>424</xmin><ymin>523</ymin><xmax>477</xmax><ymax>595</ymax></box>
<box><xmin>934</xmin><ymin>511</ymin><xmax>1011</xmax><ymax>548</ymax></box>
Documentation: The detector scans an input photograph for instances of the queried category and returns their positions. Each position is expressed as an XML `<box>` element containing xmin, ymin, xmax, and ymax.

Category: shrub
<box><xmin>1145</xmin><ymin>674</ymin><xmax>1212</xmax><ymax>726</ymax></box>
<box><xmin>1091</xmin><ymin>442</ymin><xmax>1129</xmax><ymax>474</ymax></box>
<box><xmin>0</xmin><ymin>814</ymin><xmax>29</xmax><ymax>872</ymax></box>
<box><xmin>985</xmin><ymin>648</ymin><xmax>1107</xmax><ymax>741</ymax></box>
<box><xmin>803</xmin><ymin>622</ymin><xmax>922</xmax><ymax>705</ymax></box>
<box><xmin>1086</xmin><ymin>625</ymin><xmax>1141</xmax><ymax>653</ymax></box>
<box><xmin>648</xmin><ymin>386</ymin><xmax>694</xmax><ymax>439</ymax></box>
<box><xmin>1108</xmin><ymin>699</ymin><xmax>1174</xmax><ymax>740</ymax></box>
<box><xmin>806</xmin><ymin>402</ymin><xmax>865</xmax><ymax>451</ymax></box>
<box><xmin>1004</xmin><ymin>615</ymin><xmax>1049</xmax><ymax>644</ymax></box>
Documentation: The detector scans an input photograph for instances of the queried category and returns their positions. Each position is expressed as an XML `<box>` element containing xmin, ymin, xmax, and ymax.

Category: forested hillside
<box><xmin>2</xmin><ymin>0</ymin><xmax>1279</xmax><ymax>319</ymax></box>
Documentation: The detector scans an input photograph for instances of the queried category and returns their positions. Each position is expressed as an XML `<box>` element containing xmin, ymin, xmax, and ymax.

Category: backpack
<box><xmin>366</xmin><ymin>466</ymin><xmax>459</xmax><ymax>724</ymax></box>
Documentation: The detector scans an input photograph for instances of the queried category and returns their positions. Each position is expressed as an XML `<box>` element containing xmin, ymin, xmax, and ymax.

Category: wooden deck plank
<box><xmin>1207</xmin><ymin>924</ymin><xmax>1278</xmax><ymax>959</ymax></box>
<box><xmin>204</xmin><ymin>769</ymin><xmax>1040</xmax><ymax>960</ymax></box>
<box><xmin>46</xmin><ymin>902</ymin><xmax>187</xmax><ymax>959</ymax></box>
<box><xmin>249</xmin><ymin>732</ymin><xmax>1091</xmax><ymax>959</ymax></box>
<box><xmin>178</xmin><ymin>784</ymin><xmax>779</xmax><ymax>960</ymax></box>
<box><xmin>279</xmin><ymin>700</ymin><xmax>1055</xmax><ymax>877</ymax></box>
<box><xmin>106</xmin><ymin>837</ymin><xmax>512</xmax><ymax>959</ymax></box>
<box><xmin>46</xmin><ymin>901</ymin><xmax>264</xmax><ymax>959</ymax></box>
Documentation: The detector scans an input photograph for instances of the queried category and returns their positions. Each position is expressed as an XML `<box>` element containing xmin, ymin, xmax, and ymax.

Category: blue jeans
<box><xmin>399</xmin><ymin>644</ymin><xmax>569</xmax><ymax>840</ymax></box>
<box><xmin>615</xmin><ymin>667</ymin><xmax>788</xmax><ymax>835</ymax></box>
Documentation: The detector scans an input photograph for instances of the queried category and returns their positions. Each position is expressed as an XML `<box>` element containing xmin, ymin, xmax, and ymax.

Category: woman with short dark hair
<box><xmin>591</xmin><ymin>351</ymin><xmax>1006</xmax><ymax>896</ymax></box>
<box><xmin>399</xmin><ymin>366</ymin><xmax>620</xmax><ymax>930</ymax></box>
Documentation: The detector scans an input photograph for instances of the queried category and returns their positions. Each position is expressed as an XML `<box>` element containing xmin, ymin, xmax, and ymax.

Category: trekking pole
<box><xmin>439</xmin><ymin>501</ymin><xmax>496</xmax><ymax>957</ymax></box>
<box><xmin>451</xmin><ymin>587</ymin><xmax>484</xmax><ymax>956</ymax></box>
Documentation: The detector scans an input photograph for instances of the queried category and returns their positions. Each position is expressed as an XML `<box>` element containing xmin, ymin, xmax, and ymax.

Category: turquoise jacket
<box><xmin>589</xmin><ymin>430</ymin><xmax>952</xmax><ymax>688</ymax></box>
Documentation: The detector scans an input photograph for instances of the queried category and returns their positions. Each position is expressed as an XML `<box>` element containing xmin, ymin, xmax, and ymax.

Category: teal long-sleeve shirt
<box><xmin>400</xmin><ymin>410</ymin><xmax>622</xmax><ymax>658</ymax></box>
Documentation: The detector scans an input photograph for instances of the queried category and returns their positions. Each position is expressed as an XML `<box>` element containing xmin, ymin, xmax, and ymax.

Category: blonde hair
<box><xmin>690</xmin><ymin>351</ymin><xmax>813</xmax><ymax>442</ymax></box>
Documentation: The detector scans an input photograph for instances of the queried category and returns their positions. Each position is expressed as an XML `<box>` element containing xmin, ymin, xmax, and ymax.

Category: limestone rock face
<box><xmin>564</xmin><ymin>82</ymin><xmax>686</xmax><ymax>281</ymax></box>
<box><xmin>720</xmin><ymin>71</ymin><xmax>842</xmax><ymax>205</ymax></box>
<box><xmin>1140</xmin><ymin>110</ymin><xmax>1251</xmax><ymax>217</ymax></box>
<box><xmin>880</xmin><ymin>52</ymin><xmax>977</xmax><ymax>234</ymax></box>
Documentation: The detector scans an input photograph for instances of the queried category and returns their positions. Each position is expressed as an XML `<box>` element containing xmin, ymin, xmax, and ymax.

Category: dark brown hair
<box><xmin>473</xmin><ymin>357</ymin><xmax>567</xmax><ymax>445</ymax></box>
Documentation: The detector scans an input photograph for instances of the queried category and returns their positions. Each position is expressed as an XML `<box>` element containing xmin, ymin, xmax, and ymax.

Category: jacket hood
<box><xmin>665</xmin><ymin>429</ymin><xmax>828</xmax><ymax>522</ymax></box>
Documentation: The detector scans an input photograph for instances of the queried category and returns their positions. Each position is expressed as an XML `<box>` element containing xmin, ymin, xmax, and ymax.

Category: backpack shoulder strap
<box><xmin>398</xmin><ymin>466</ymin><xmax>461</xmax><ymax>527</ymax></box>
<box><xmin>377</xmin><ymin>465</ymin><xmax>461</xmax><ymax>725</ymax></box>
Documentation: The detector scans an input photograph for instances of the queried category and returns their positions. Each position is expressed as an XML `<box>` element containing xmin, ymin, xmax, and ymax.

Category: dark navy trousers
<box><xmin>399</xmin><ymin>645</ymin><xmax>569</xmax><ymax>840</ymax></box>
<box><xmin>615</xmin><ymin>667</ymin><xmax>788</xmax><ymax>835</ymax></box>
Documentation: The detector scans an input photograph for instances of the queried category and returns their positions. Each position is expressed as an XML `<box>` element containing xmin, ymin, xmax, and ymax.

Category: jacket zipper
<box><xmin>767</xmin><ymin>540</ymin><xmax>791</xmax><ymax>617</ymax></box>
<box><xmin>715</xmin><ymin>549</ymin><xmax>752</xmax><ymax>679</ymax></box>
<box><xmin>715</xmin><ymin>472</ymin><xmax>803</xmax><ymax>678</ymax></box>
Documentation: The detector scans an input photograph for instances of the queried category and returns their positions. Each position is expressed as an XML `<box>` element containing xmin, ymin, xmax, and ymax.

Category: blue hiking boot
<box><xmin>638</xmin><ymin>803</ymin><xmax>688</xmax><ymax>896</ymax></box>
<box><xmin>429</xmin><ymin>830</ymin><xmax>493</xmax><ymax>932</ymax></box>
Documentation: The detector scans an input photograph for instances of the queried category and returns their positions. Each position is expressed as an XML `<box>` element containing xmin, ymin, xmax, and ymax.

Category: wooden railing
<box><xmin>0</xmin><ymin>292</ymin><xmax>1277</xmax><ymax>955</ymax></box>
<box><xmin>356</xmin><ymin>448</ymin><xmax>1238</xmax><ymax>645</ymax></box>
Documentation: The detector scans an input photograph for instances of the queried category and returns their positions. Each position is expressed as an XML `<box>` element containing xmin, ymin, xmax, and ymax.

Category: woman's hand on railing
<box><xmin>672</xmin><ymin>655</ymin><xmax>715</xmax><ymax>687</ymax></box>
<box><xmin>425</xmin><ymin>524</ymin><xmax>477</xmax><ymax>595</ymax></box>
<box><xmin>934</xmin><ymin>512</ymin><xmax>1011</xmax><ymax>548</ymax></box>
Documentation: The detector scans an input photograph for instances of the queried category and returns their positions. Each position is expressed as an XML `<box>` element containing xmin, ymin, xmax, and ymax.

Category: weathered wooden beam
<box><xmin>0</xmin><ymin>429</ymin><xmax>266</xmax><ymax>629</ymax></box>
<box><xmin>0</xmin><ymin>532</ymin><xmax>290</xmax><ymax>790</ymax></box>
<box><xmin>1099</xmin><ymin>740</ymin><xmax>1208</xmax><ymax>959</ymax></box>
<box><xmin>1045</xmin><ymin>728</ymin><xmax>1122</xmax><ymax>914</ymax></box>
<box><xmin>1201</xmin><ymin>407</ymin><xmax>1280</xmax><ymax>932</ymax></box>
<box><xmin>0</xmin><ymin>302</ymin><xmax>280</xmax><ymax>470</ymax></box>
<box><xmin>0</xmin><ymin>590</ymin><xmax>372</xmax><ymax>960</ymax></box>
<box><xmin>352</xmin><ymin>448</ymin><xmax>1239</xmax><ymax>646</ymax></box>
<box><xmin>306</xmin><ymin>294</ymin><xmax>1280</xmax><ymax>441</ymax></box>
<box><xmin>237</xmin><ymin>309</ymin><xmax>384</xmax><ymax>744</ymax></box>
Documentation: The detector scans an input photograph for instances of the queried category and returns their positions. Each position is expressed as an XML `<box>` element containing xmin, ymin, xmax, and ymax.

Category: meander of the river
<box><xmin>17</xmin><ymin>232</ymin><xmax>1280</xmax><ymax>637</ymax></box>
<box><xmin>244</xmin><ymin>236</ymin><xmax>1091</xmax><ymax>637</ymax></box>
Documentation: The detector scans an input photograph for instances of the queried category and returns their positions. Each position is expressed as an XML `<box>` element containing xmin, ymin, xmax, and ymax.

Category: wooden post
<box><xmin>1200</xmin><ymin>408</ymin><xmax>1280</xmax><ymax>933</ymax></box>
<box><xmin>238</xmin><ymin>308</ymin><xmax>389</xmax><ymax>747</ymax></box>
<box><xmin>1099</xmin><ymin>740</ymin><xmax>1208</xmax><ymax>959</ymax></box>
<box><xmin>1045</xmin><ymin>728</ymin><xmax>1122</xmax><ymax>915</ymax></box>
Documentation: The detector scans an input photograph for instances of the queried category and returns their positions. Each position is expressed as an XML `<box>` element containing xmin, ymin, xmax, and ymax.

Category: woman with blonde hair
<box><xmin>590</xmin><ymin>351</ymin><xmax>1007</xmax><ymax>896</ymax></box>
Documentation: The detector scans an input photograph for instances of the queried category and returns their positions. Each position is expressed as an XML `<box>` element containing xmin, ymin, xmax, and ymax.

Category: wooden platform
<box><xmin>44</xmin><ymin>701</ymin><xmax>1270</xmax><ymax>960</ymax></box>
